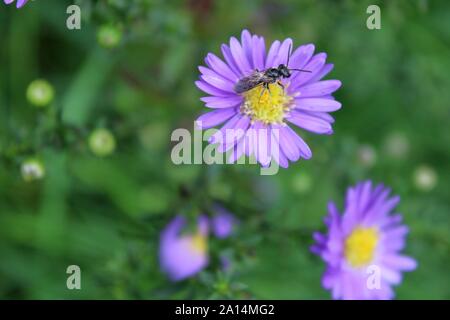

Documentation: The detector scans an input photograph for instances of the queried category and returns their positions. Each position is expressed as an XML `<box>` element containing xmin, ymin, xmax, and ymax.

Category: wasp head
<box><xmin>278</xmin><ymin>64</ymin><xmax>291</xmax><ymax>78</ymax></box>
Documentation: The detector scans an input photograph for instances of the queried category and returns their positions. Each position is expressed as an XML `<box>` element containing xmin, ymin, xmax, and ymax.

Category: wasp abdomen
<box><xmin>234</xmin><ymin>71</ymin><xmax>272</xmax><ymax>94</ymax></box>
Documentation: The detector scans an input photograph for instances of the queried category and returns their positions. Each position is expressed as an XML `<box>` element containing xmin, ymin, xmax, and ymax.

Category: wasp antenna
<box><xmin>286</xmin><ymin>43</ymin><xmax>292</xmax><ymax>67</ymax></box>
<box><xmin>289</xmin><ymin>68</ymin><xmax>312</xmax><ymax>73</ymax></box>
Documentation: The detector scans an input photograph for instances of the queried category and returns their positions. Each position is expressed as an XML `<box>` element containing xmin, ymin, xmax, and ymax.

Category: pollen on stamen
<box><xmin>189</xmin><ymin>233</ymin><xmax>208</xmax><ymax>254</ymax></box>
<box><xmin>344</xmin><ymin>227</ymin><xmax>379</xmax><ymax>267</ymax></box>
<box><xmin>240</xmin><ymin>83</ymin><xmax>293</xmax><ymax>125</ymax></box>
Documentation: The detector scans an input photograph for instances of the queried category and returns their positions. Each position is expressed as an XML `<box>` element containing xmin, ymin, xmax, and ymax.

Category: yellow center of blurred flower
<box><xmin>345</xmin><ymin>227</ymin><xmax>379</xmax><ymax>267</ymax></box>
<box><xmin>189</xmin><ymin>233</ymin><xmax>207</xmax><ymax>254</ymax></box>
<box><xmin>241</xmin><ymin>83</ymin><xmax>292</xmax><ymax>125</ymax></box>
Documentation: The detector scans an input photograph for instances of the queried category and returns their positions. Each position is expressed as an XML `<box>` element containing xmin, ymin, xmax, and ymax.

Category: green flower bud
<box><xmin>357</xmin><ymin>144</ymin><xmax>377</xmax><ymax>168</ymax></box>
<box><xmin>413</xmin><ymin>165</ymin><xmax>437</xmax><ymax>192</ymax></box>
<box><xmin>292</xmin><ymin>171</ymin><xmax>312</xmax><ymax>194</ymax></box>
<box><xmin>89</xmin><ymin>128</ymin><xmax>116</xmax><ymax>157</ymax></box>
<box><xmin>97</xmin><ymin>24</ymin><xmax>123</xmax><ymax>49</ymax></box>
<box><xmin>26</xmin><ymin>79</ymin><xmax>55</xmax><ymax>107</ymax></box>
<box><xmin>21</xmin><ymin>158</ymin><xmax>45</xmax><ymax>182</ymax></box>
<box><xmin>384</xmin><ymin>132</ymin><xmax>410</xmax><ymax>159</ymax></box>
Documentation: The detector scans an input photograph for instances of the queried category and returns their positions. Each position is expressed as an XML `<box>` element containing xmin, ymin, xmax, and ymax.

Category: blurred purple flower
<box><xmin>311</xmin><ymin>181</ymin><xmax>417</xmax><ymax>300</ymax></box>
<box><xmin>220</xmin><ymin>255</ymin><xmax>232</xmax><ymax>272</ymax></box>
<box><xmin>196</xmin><ymin>29</ymin><xmax>341</xmax><ymax>168</ymax></box>
<box><xmin>211</xmin><ymin>206</ymin><xmax>238</xmax><ymax>239</ymax></box>
<box><xmin>160</xmin><ymin>207</ymin><xmax>238</xmax><ymax>281</ymax></box>
<box><xmin>4</xmin><ymin>0</ymin><xmax>29</xmax><ymax>8</ymax></box>
<box><xmin>159</xmin><ymin>215</ymin><xmax>209</xmax><ymax>281</ymax></box>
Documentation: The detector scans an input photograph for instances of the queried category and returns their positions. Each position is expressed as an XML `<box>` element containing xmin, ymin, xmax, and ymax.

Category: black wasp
<box><xmin>234</xmin><ymin>44</ymin><xmax>311</xmax><ymax>95</ymax></box>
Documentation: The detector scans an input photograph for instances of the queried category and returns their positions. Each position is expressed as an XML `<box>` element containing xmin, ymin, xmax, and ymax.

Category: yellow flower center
<box><xmin>344</xmin><ymin>227</ymin><xmax>379</xmax><ymax>267</ymax></box>
<box><xmin>189</xmin><ymin>233</ymin><xmax>207</xmax><ymax>254</ymax></box>
<box><xmin>241</xmin><ymin>83</ymin><xmax>293</xmax><ymax>124</ymax></box>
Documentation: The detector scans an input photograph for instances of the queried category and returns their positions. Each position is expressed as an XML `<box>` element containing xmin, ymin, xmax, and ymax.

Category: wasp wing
<box><xmin>234</xmin><ymin>71</ymin><xmax>266</xmax><ymax>94</ymax></box>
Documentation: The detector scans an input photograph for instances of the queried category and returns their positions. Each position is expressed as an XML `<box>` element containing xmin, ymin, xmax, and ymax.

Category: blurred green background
<box><xmin>0</xmin><ymin>0</ymin><xmax>449</xmax><ymax>299</ymax></box>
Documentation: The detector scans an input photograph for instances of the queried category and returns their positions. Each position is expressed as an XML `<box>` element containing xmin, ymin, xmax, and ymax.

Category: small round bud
<box><xmin>97</xmin><ymin>24</ymin><xmax>123</xmax><ymax>49</ymax></box>
<box><xmin>384</xmin><ymin>132</ymin><xmax>410</xmax><ymax>159</ymax></box>
<box><xmin>357</xmin><ymin>144</ymin><xmax>377</xmax><ymax>168</ymax></box>
<box><xmin>413</xmin><ymin>165</ymin><xmax>437</xmax><ymax>192</ymax></box>
<box><xmin>292</xmin><ymin>171</ymin><xmax>312</xmax><ymax>194</ymax></box>
<box><xmin>26</xmin><ymin>79</ymin><xmax>55</xmax><ymax>107</ymax></box>
<box><xmin>21</xmin><ymin>158</ymin><xmax>45</xmax><ymax>182</ymax></box>
<box><xmin>89</xmin><ymin>128</ymin><xmax>116</xmax><ymax>157</ymax></box>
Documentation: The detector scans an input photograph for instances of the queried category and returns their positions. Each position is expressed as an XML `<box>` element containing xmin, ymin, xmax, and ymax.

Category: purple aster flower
<box><xmin>159</xmin><ymin>215</ymin><xmax>209</xmax><ymax>281</ymax></box>
<box><xmin>4</xmin><ymin>0</ymin><xmax>29</xmax><ymax>8</ymax></box>
<box><xmin>311</xmin><ymin>181</ymin><xmax>417</xmax><ymax>300</ymax></box>
<box><xmin>195</xmin><ymin>29</ymin><xmax>342</xmax><ymax>168</ymax></box>
<box><xmin>211</xmin><ymin>205</ymin><xmax>238</xmax><ymax>239</ymax></box>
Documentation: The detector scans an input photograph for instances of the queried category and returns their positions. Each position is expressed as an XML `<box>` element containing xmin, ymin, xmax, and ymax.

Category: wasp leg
<box><xmin>259</xmin><ymin>87</ymin><xmax>266</xmax><ymax>102</ymax></box>
<box><xmin>264</xmin><ymin>83</ymin><xmax>272</xmax><ymax>96</ymax></box>
<box><xmin>277</xmin><ymin>80</ymin><xmax>285</xmax><ymax>92</ymax></box>
<box><xmin>259</xmin><ymin>83</ymin><xmax>271</xmax><ymax>102</ymax></box>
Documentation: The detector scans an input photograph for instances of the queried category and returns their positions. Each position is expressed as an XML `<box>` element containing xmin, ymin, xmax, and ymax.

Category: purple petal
<box><xmin>195</xmin><ymin>80</ymin><xmax>233</xmax><ymax>97</ymax></box>
<box><xmin>200</xmin><ymin>96</ymin><xmax>242</xmax><ymax>108</ymax></box>
<box><xmin>228</xmin><ymin>137</ymin><xmax>245</xmax><ymax>163</ymax></box>
<box><xmin>380</xmin><ymin>267</ymin><xmax>402</xmax><ymax>285</ymax></box>
<box><xmin>209</xmin><ymin>114</ymin><xmax>242</xmax><ymax>144</ymax></box>
<box><xmin>221</xmin><ymin>44</ymin><xmax>243</xmax><ymax>77</ymax></box>
<box><xmin>326</xmin><ymin>202</ymin><xmax>341</xmax><ymax>226</ymax></box>
<box><xmin>287</xmin><ymin>111</ymin><xmax>333</xmax><ymax>134</ymax></box>
<box><xmin>382</xmin><ymin>255</ymin><xmax>417</xmax><ymax>271</ymax></box>
<box><xmin>229</xmin><ymin>37</ymin><xmax>252</xmax><ymax>75</ymax></box>
<box><xmin>278</xmin><ymin>126</ymin><xmax>300</xmax><ymax>161</ymax></box>
<box><xmin>196</xmin><ymin>108</ymin><xmax>237</xmax><ymax>129</ymax></box>
<box><xmin>288</xmin><ymin>44</ymin><xmax>315</xmax><ymax>70</ymax></box>
<box><xmin>382</xmin><ymin>235</ymin><xmax>406</xmax><ymax>252</ymax></box>
<box><xmin>305</xmin><ymin>63</ymin><xmax>335</xmax><ymax>84</ymax></box>
<box><xmin>206</xmin><ymin>53</ymin><xmax>239</xmax><ymax>82</ymax></box>
<box><xmin>310</xmin><ymin>245</ymin><xmax>323</xmax><ymax>255</ymax></box>
<box><xmin>218</xmin><ymin>116</ymin><xmax>250</xmax><ymax>153</ymax></box>
<box><xmin>241</xmin><ymin>29</ymin><xmax>254</xmax><ymax>70</ymax></box>
<box><xmin>201</xmin><ymin>74</ymin><xmax>235</xmax><ymax>93</ymax></box>
<box><xmin>366</xmin><ymin>196</ymin><xmax>401</xmax><ymax>224</ymax></box>
<box><xmin>198</xmin><ymin>215</ymin><xmax>210</xmax><ymax>235</ymax></box>
<box><xmin>269</xmin><ymin>125</ymin><xmax>287</xmax><ymax>168</ymax></box>
<box><xmin>290</xmin><ymin>53</ymin><xmax>327</xmax><ymax>91</ymax></box>
<box><xmin>378</xmin><ymin>214</ymin><xmax>403</xmax><ymax>229</ymax></box>
<box><xmin>384</xmin><ymin>225</ymin><xmax>409</xmax><ymax>239</ymax></box>
<box><xmin>298</xmin><ymin>80</ymin><xmax>342</xmax><ymax>98</ymax></box>
<box><xmin>265</xmin><ymin>40</ymin><xmax>281</xmax><ymax>69</ymax></box>
<box><xmin>357</xmin><ymin>181</ymin><xmax>373</xmax><ymax>218</ymax></box>
<box><xmin>313</xmin><ymin>232</ymin><xmax>327</xmax><ymax>244</ymax></box>
<box><xmin>252</xmin><ymin>122</ymin><xmax>271</xmax><ymax>166</ymax></box>
<box><xmin>211</xmin><ymin>207</ymin><xmax>237</xmax><ymax>238</ymax></box>
<box><xmin>302</xmin><ymin>111</ymin><xmax>335</xmax><ymax>124</ymax></box>
<box><xmin>284</xmin><ymin>126</ymin><xmax>312</xmax><ymax>159</ymax></box>
<box><xmin>295</xmin><ymin>98</ymin><xmax>342</xmax><ymax>112</ymax></box>
<box><xmin>273</xmin><ymin>38</ymin><xmax>293</xmax><ymax>66</ymax></box>
<box><xmin>276</xmin><ymin>149</ymin><xmax>289</xmax><ymax>168</ymax></box>
<box><xmin>199</xmin><ymin>66</ymin><xmax>236</xmax><ymax>91</ymax></box>
<box><xmin>212</xmin><ymin>115</ymin><xmax>250</xmax><ymax>153</ymax></box>
<box><xmin>252</xmin><ymin>35</ymin><xmax>266</xmax><ymax>71</ymax></box>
